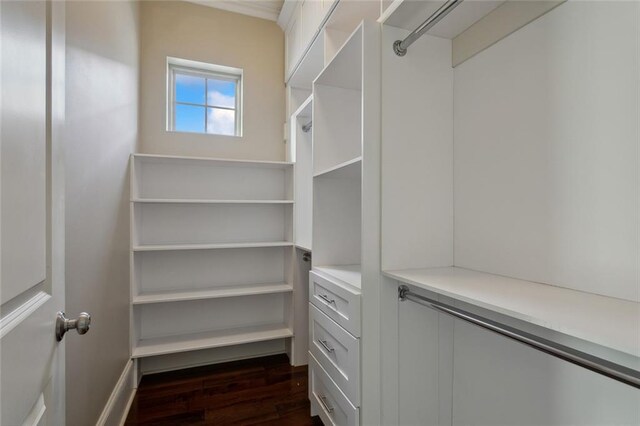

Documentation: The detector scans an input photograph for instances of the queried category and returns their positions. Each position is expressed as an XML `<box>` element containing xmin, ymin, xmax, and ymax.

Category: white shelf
<box><xmin>133</xmin><ymin>283</ymin><xmax>293</xmax><ymax>305</ymax></box>
<box><xmin>133</xmin><ymin>153</ymin><xmax>294</xmax><ymax>169</ymax></box>
<box><xmin>315</xmin><ymin>264</ymin><xmax>361</xmax><ymax>290</ymax></box>
<box><xmin>314</xmin><ymin>157</ymin><xmax>362</xmax><ymax>178</ymax></box>
<box><xmin>384</xmin><ymin>267</ymin><xmax>640</xmax><ymax>357</ymax></box>
<box><xmin>293</xmin><ymin>94</ymin><xmax>313</xmax><ymax>119</ymax></box>
<box><xmin>288</xmin><ymin>29</ymin><xmax>325</xmax><ymax>90</ymax></box>
<box><xmin>315</xmin><ymin>23</ymin><xmax>362</xmax><ymax>90</ymax></box>
<box><xmin>132</xmin><ymin>198</ymin><xmax>294</xmax><ymax>204</ymax></box>
<box><xmin>132</xmin><ymin>323</ymin><xmax>293</xmax><ymax>358</ymax></box>
<box><xmin>133</xmin><ymin>241</ymin><xmax>294</xmax><ymax>252</ymax></box>
<box><xmin>379</xmin><ymin>0</ymin><xmax>505</xmax><ymax>39</ymax></box>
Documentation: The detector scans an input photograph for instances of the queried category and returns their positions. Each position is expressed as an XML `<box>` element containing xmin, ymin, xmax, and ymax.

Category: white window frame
<box><xmin>167</xmin><ymin>57</ymin><xmax>243</xmax><ymax>137</ymax></box>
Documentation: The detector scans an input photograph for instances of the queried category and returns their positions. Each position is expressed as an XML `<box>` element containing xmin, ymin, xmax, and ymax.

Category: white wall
<box><xmin>139</xmin><ymin>1</ymin><xmax>285</xmax><ymax>161</ymax></box>
<box><xmin>454</xmin><ymin>0</ymin><xmax>639</xmax><ymax>301</ymax></box>
<box><xmin>65</xmin><ymin>1</ymin><xmax>139</xmax><ymax>425</ymax></box>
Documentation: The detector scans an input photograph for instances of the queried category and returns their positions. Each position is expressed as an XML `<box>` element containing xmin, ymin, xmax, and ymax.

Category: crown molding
<box><xmin>277</xmin><ymin>0</ymin><xmax>297</xmax><ymax>29</ymax></box>
<box><xmin>184</xmin><ymin>0</ymin><xmax>284</xmax><ymax>22</ymax></box>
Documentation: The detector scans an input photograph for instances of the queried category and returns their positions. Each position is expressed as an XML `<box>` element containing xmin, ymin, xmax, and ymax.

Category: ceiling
<box><xmin>183</xmin><ymin>0</ymin><xmax>285</xmax><ymax>21</ymax></box>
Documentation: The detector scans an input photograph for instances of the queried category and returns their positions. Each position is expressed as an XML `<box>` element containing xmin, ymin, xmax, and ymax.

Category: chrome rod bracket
<box><xmin>393</xmin><ymin>40</ymin><xmax>407</xmax><ymax>57</ymax></box>
<box><xmin>393</xmin><ymin>0</ymin><xmax>464</xmax><ymax>56</ymax></box>
<box><xmin>398</xmin><ymin>284</ymin><xmax>410</xmax><ymax>301</ymax></box>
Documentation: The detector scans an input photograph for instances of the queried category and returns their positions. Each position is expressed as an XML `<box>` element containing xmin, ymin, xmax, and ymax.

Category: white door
<box><xmin>1</xmin><ymin>1</ymin><xmax>69</xmax><ymax>425</ymax></box>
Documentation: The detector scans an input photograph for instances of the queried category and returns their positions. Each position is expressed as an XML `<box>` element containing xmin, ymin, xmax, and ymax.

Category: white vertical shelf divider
<box><xmin>130</xmin><ymin>154</ymin><xmax>298</xmax><ymax>362</ymax></box>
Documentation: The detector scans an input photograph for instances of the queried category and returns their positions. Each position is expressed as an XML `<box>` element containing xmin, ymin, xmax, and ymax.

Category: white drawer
<box><xmin>309</xmin><ymin>303</ymin><xmax>360</xmax><ymax>405</ymax></box>
<box><xmin>309</xmin><ymin>271</ymin><xmax>361</xmax><ymax>337</ymax></box>
<box><xmin>309</xmin><ymin>352</ymin><xmax>359</xmax><ymax>426</ymax></box>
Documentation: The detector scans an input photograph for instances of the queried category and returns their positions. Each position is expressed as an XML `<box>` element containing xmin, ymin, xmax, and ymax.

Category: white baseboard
<box><xmin>96</xmin><ymin>360</ymin><xmax>136</xmax><ymax>426</ymax></box>
<box><xmin>138</xmin><ymin>339</ymin><xmax>286</xmax><ymax>375</ymax></box>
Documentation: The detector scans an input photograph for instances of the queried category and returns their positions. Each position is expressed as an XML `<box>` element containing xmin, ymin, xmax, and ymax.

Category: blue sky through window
<box><xmin>175</xmin><ymin>74</ymin><xmax>205</xmax><ymax>104</ymax></box>
<box><xmin>175</xmin><ymin>104</ymin><xmax>205</xmax><ymax>133</ymax></box>
<box><xmin>174</xmin><ymin>71</ymin><xmax>238</xmax><ymax>135</ymax></box>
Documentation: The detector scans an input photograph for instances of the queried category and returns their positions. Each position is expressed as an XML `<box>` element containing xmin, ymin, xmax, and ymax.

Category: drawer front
<box><xmin>309</xmin><ymin>303</ymin><xmax>360</xmax><ymax>405</ymax></box>
<box><xmin>309</xmin><ymin>353</ymin><xmax>359</xmax><ymax>426</ymax></box>
<box><xmin>309</xmin><ymin>271</ymin><xmax>361</xmax><ymax>336</ymax></box>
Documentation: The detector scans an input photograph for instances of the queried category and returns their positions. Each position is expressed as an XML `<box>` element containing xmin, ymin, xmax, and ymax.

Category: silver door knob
<box><xmin>56</xmin><ymin>311</ymin><xmax>91</xmax><ymax>341</ymax></box>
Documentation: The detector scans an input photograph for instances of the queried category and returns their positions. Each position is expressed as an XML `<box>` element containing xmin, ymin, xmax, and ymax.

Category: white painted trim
<box><xmin>0</xmin><ymin>291</ymin><xmax>51</xmax><ymax>339</ymax></box>
<box><xmin>21</xmin><ymin>394</ymin><xmax>46</xmax><ymax>426</ymax></box>
<box><xmin>95</xmin><ymin>360</ymin><xmax>136</xmax><ymax>426</ymax></box>
<box><xmin>277</xmin><ymin>0</ymin><xmax>297</xmax><ymax>29</ymax></box>
<box><xmin>184</xmin><ymin>0</ymin><xmax>282</xmax><ymax>21</ymax></box>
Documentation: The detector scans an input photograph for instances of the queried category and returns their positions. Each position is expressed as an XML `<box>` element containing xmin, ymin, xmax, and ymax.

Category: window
<box><xmin>167</xmin><ymin>57</ymin><xmax>243</xmax><ymax>136</ymax></box>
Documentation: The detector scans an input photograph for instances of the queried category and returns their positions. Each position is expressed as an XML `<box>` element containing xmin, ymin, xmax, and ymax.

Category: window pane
<box><xmin>175</xmin><ymin>73</ymin><xmax>205</xmax><ymax>104</ymax></box>
<box><xmin>207</xmin><ymin>78</ymin><xmax>236</xmax><ymax>108</ymax></box>
<box><xmin>175</xmin><ymin>104</ymin><xmax>205</xmax><ymax>133</ymax></box>
<box><xmin>207</xmin><ymin>107</ymin><xmax>236</xmax><ymax>136</ymax></box>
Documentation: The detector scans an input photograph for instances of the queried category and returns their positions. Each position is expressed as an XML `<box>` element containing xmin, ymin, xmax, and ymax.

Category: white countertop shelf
<box><xmin>315</xmin><ymin>264</ymin><xmax>362</xmax><ymax>290</ymax></box>
<box><xmin>132</xmin><ymin>323</ymin><xmax>293</xmax><ymax>358</ymax></box>
<box><xmin>384</xmin><ymin>266</ymin><xmax>640</xmax><ymax>358</ymax></box>
<box><xmin>133</xmin><ymin>241</ymin><xmax>294</xmax><ymax>252</ymax></box>
<box><xmin>133</xmin><ymin>282</ymin><xmax>293</xmax><ymax>305</ymax></box>
<box><xmin>132</xmin><ymin>198</ymin><xmax>294</xmax><ymax>204</ymax></box>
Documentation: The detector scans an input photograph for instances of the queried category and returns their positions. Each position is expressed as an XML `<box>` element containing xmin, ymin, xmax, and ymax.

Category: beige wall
<box><xmin>65</xmin><ymin>1</ymin><xmax>139</xmax><ymax>425</ymax></box>
<box><xmin>140</xmin><ymin>1</ymin><xmax>285</xmax><ymax>161</ymax></box>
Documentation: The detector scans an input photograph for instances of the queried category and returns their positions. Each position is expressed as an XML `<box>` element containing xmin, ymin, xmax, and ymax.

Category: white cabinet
<box><xmin>283</xmin><ymin>0</ymin><xmax>382</xmax><ymax>84</ymax></box>
<box><xmin>285</xmin><ymin>4</ymin><xmax>303</xmax><ymax>77</ymax></box>
<box><xmin>285</xmin><ymin>0</ymin><xmax>328</xmax><ymax>79</ymax></box>
<box><xmin>310</xmin><ymin>270</ymin><xmax>361</xmax><ymax>337</ymax></box>
<box><xmin>310</xmin><ymin>303</ymin><xmax>360</xmax><ymax>404</ymax></box>
<box><xmin>301</xmin><ymin>0</ymin><xmax>324</xmax><ymax>49</ymax></box>
<box><xmin>309</xmin><ymin>353</ymin><xmax>360</xmax><ymax>426</ymax></box>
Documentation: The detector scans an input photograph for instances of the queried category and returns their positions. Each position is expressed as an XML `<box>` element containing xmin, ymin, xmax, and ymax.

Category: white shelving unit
<box><xmin>310</xmin><ymin>21</ymin><xmax>381</xmax><ymax>426</ymax></box>
<box><xmin>130</xmin><ymin>154</ymin><xmax>298</xmax><ymax>367</ymax></box>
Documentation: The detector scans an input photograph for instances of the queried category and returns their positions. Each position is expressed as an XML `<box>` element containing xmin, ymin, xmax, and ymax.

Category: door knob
<box><xmin>56</xmin><ymin>311</ymin><xmax>91</xmax><ymax>341</ymax></box>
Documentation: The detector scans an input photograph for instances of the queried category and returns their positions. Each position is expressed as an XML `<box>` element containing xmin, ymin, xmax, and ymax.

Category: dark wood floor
<box><xmin>124</xmin><ymin>354</ymin><xmax>324</xmax><ymax>425</ymax></box>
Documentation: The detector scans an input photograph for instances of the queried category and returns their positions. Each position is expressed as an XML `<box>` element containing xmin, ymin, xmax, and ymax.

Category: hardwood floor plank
<box><xmin>124</xmin><ymin>354</ymin><xmax>323</xmax><ymax>426</ymax></box>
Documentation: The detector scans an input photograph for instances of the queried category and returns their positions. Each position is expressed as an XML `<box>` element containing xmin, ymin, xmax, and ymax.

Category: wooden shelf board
<box><xmin>133</xmin><ymin>283</ymin><xmax>294</xmax><ymax>305</ymax></box>
<box><xmin>132</xmin><ymin>324</ymin><xmax>293</xmax><ymax>358</ymax></box>
<box><xmin>379</xmin><ymin>0</ymin><xmax>505</xmax><ymax>39</ymax></box>
<box><xmin>313</xmin><ymin>157</ymin><xmax>362</xmax><ymax>179</ymax></box>
<box><xmin>384</xmin><ymin>266</ymin><xmax>640</xmax><ymax>357</ymax></box>
<box><xmin>132</xmin><ymin>153</ymin><xmax>294</xmax><ymax>169</ymax></box>
<box><xmin>133</xmin><ymin>241</ymin><xmax>294</xmax><ymax>252</ymax></box>
<box><xmin>132</xmin><ymin>198</ymin><xmax>294</xmax><ymax>204</ymax></box>
<box><xmin>315</xmin><ymin>264</ymin><xmax>361</xmax><ymax>290</ymax></box>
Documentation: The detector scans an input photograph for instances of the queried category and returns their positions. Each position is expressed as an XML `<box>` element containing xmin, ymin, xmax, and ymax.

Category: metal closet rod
<box><xmin>398</xmin><ymin>285</ymin><xmax>640</xmax><ymax>389</ymax></box>
<box><xmin>393</xmin><ymin>0</ymin><xmax>464</xmax><ymax>56</ymax></box>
